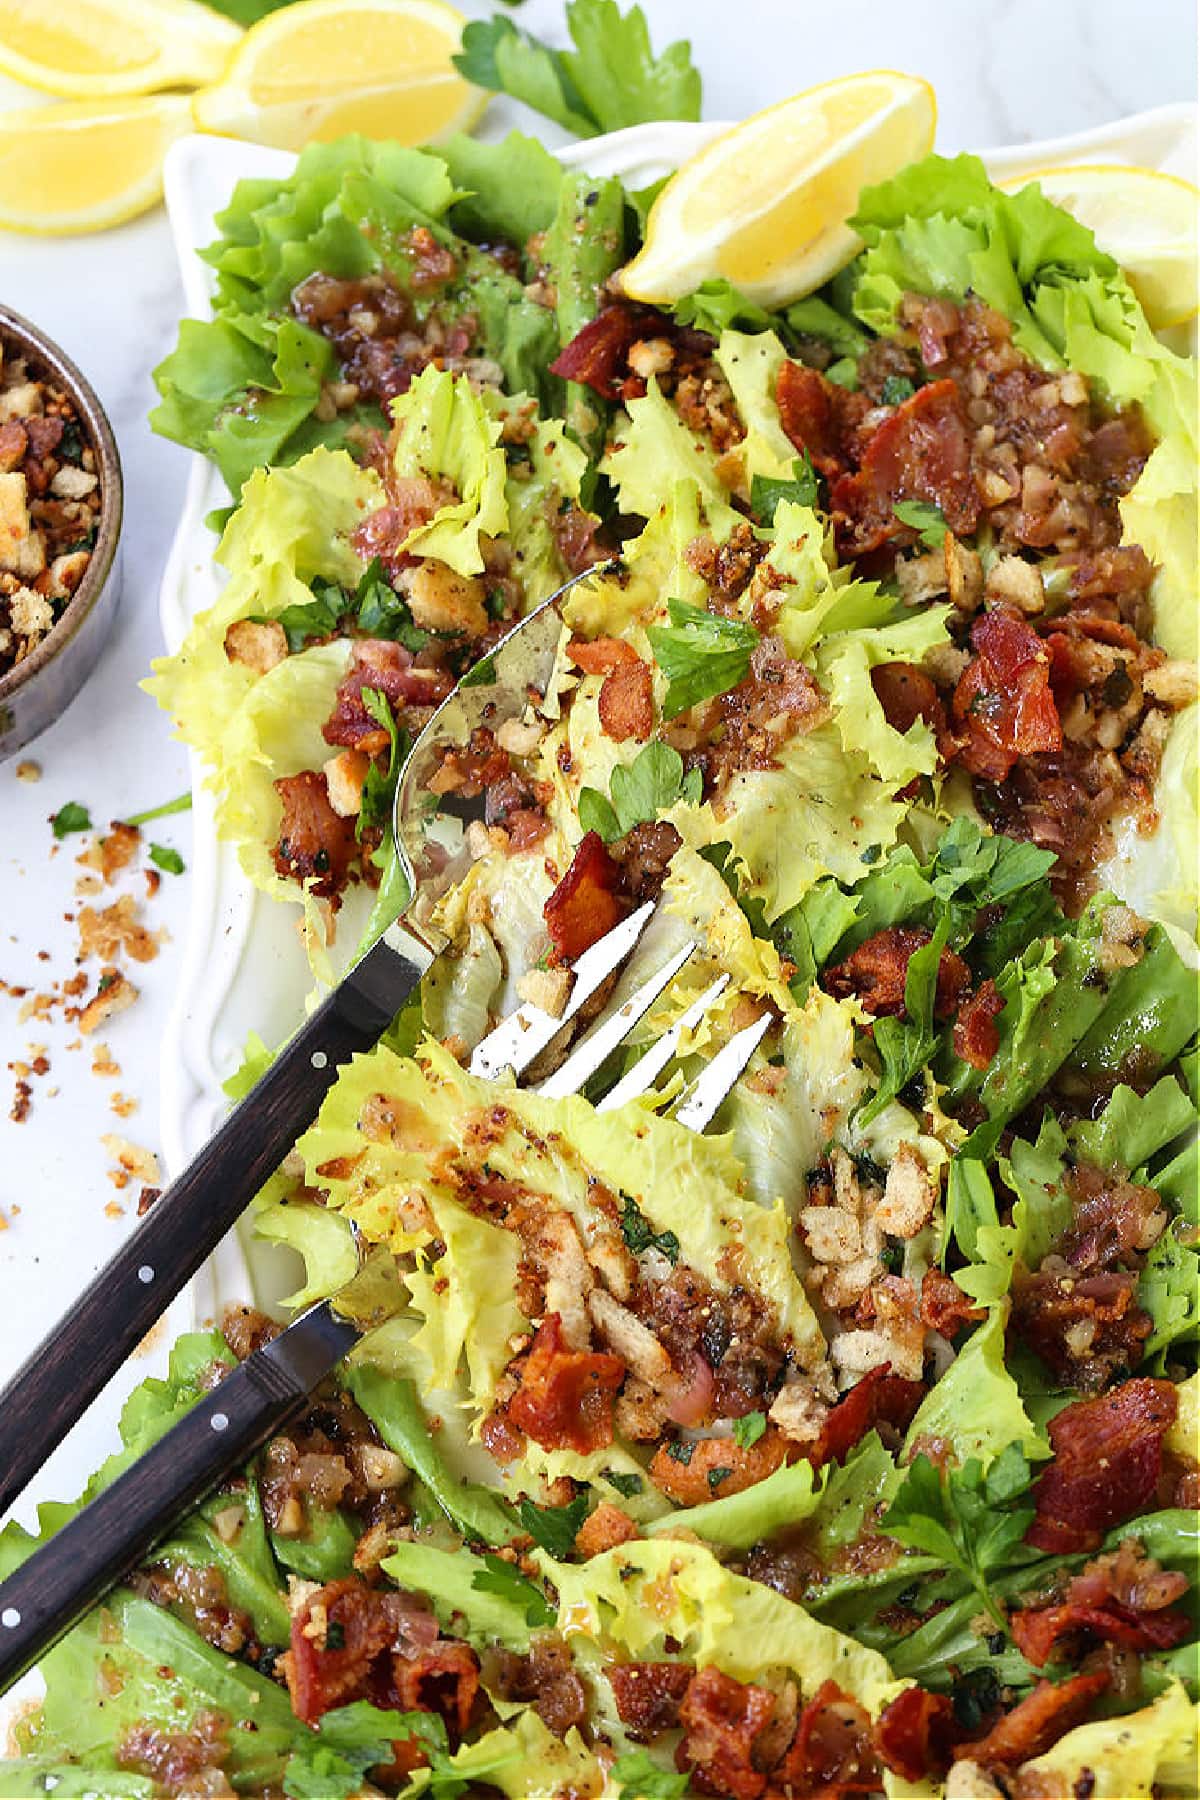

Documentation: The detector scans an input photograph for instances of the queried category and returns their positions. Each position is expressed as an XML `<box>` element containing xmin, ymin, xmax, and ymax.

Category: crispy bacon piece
<box><xmin>568</xmin><ymin>635</ymin><xmax>655</xmax><ymax>742</ymax></box>
<box><xmin>920</xmin><ymin>1270</ymin><xmax>984</xmax><ymax>1338</ymax></box>
<box><xmin>833</xmin><ymin>380</ymin><xmax>979</xmax><ymax>556</ymax></box>
<box><xmin>956</xmin><ymin>1673</ymin><xmax>1110</xmax><ymax>1767</ymax></box>
<box><xmin>323</xmin><ymin>639</ymin><xmax>453</xmax><ymax>752</ymax></box>
<box><xmin>507</xmin><ymin>1312</ymin><xmax>625</xmax><ymax>1455</ymax></box>
<box><xmin>952</xmin><ymin>978</ymin><xmax>1005</xmax><ymax>1070</ymax></box>
<box><xmin>272</xmin><ymin>771</ymin><xmax>360</xmax><ymax>898</ymax></box>
<box><xmin>543</xmin><ymin>830</ymin><xmax>627</xmax><ymax>962</ymax></box>
<box><xmin>776</xmin><ymin>360</ymin><xmax>869</xmax><ymax>481</ymax></box>
<box><xmin>550</xmin><ymin>302</ymin><xmax>666</xmax><ymax>401</ymax></box>
<box><xmin>871</xmin><ymin>661</ymin><xmax>955</xmax><ymax>762</ymax></box>
<box><xmin>1027</xmin><ymin>1378</ymin><xmax>1178</xmax><ymax>1553</ymax></box>
<box><xmin>823</xmin><ymin>925</ymin><xmax>971</xmax><ymax>1020</ymax></box>
<box><xmin>1011</xmin><ymin>1539</ymin><xmax>1190</xmax><ymax>1667</ymax></box>
<box><xmin>649</xmin><ymin>1430</ymin><xmax>788</xmax><ymax>1507</ymax></box>
<box><xmin>873</xmin><ymin>1687</ymin><xmax>956</xmax><ymax>1783</ymax></box>
<box><xmin>285</xmin><ymin>1579</ymin><xmax>464</xmax><ymax>1731</ymax></box>
<box><xmin>952</xmin><ymin>609</ymin><xmax>1063</xmax><ymax>783</ymax></box>
<box><xmin>1011</xmin><ymin>1267</ymin><xmax>1150</xmax><ymax>1393</ymax></box>
<box><xmin>609</xmin><ymin>1661</ymin><xmax>693</xmax><ymax>1742</ymax></box>
<box><xmin>807</xmin><ymin>1364</ymin><xmax>926</xmax><ymax>1469</ymax></box>
<box><xmin>775</xmin><ymin>1679</ymin><xmax>880</xmax><ymax>1794</ymax></box>
<box><xmin>678</xmin><ymin>1665</ymin><xmax>777</xmax><ymax>1800</ymax></box>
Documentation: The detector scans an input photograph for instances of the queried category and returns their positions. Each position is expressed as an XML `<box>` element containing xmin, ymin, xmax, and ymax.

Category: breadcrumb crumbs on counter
<box><xmin>15</xmin><ymin>759</ymin><xmax>40</xmax><ymax>782</ymax></box>
<box><xmin>101</xmin><ymin>1134</ymin><xmax>161</xmax><ymax>1190</ymax></box>
<box><xmin>109</xmin><ymin>1091</ymin><xmax>137</xmax><ymax>1119</ymax></box>
<box><xmin>91</xmin><ymin>1041</ymin><xmax>119</xmax><ymax>1078</ymax></box>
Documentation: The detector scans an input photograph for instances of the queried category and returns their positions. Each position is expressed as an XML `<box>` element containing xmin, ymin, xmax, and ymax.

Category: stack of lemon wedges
<box><xmin>0</xmin><ymin>0</ymin><xmax>483</xmax><ymax>232</ymax></box>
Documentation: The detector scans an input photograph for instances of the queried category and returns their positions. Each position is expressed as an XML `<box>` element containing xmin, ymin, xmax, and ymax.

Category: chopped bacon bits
<box><xmin>543</xmin><ymin>830</ymin><xmax>627</xmax><ymax>962</ymax></box>
<box><xmin>871</xmin><ymin>661</ymin><xmax>954</xmax><ymax>761</ymax></box>
<box><xmin>823</xmin><ymin>925</ymin><xmax>970</xmax><ymax>1021</ymax></box>
<box><xmin>609</xmin><ymin>1661</ymin><xmax>693</xmax><ymax>1742</ymax></box>
<box><xmin>1027</xmin><ymin>1378</ymin><xmax>1178</xmax><ymax>1553</ymax></box>
<box><xmin>677</xmin><ymin>1665</ymin><xmax>778</xmax><ymax>1800</ymax></box>
<box><xmin>568</xmin><ymin>635</ymin><xmax>656</xmax><ymax>741</ymax></box>
<box><xmin>952</xmin><ymin>977</ymin><xmax>1005</xmax><ymax>1070</ymax></box>
<box><xmin>832</xmin><ymin>380</ymin><xmax>979</xmax><ymax>556</ymax></box>
<box><xmin>550</xmin><ymin>302</ymin><xmax>672</xmax><ymax>401</ymax></box>
<box><xmin>1011</xmin><ymin>1537</ymin><xmax>1191</xmax><ymax>1669</ymax></box>
<box><xmin>323</xmin><ymin>639</ymin><xmax>452</xmax><ymax>753</ymax></box>
<box><xmin>506</xmin><ymin>1312</ymin><xmax>625</xmax><ymax>1455</ymax></box>
<box><xmin>952</xmin><ymin>609</ymin><xmax>1063</xmax><ymax>782</ymax></box>
<box><xmin>919</xmin><ymin>1269</ymin><xmax>983</xmax><ymax>1338</ymax></box>
<box><xmin>874</xmin><ymin>1687</ymin><xmax>955</xmax><ymax>1783</ymax></box>
<box><xmin>272</xmin><ymin>771</ymin><xmax>360</xmax><ymax>900</ymax></box>
<box><xmin>776</xmin><ymin>359</ymin><xmax>869</xmax><ymax>482</ymax></box>
<box><xmin>776</xmin><ymin>1680</ymin><xmax>880</xmax><ymax>1795</ymax></box>
<box><xmin>807</xmin><ymin>1363</ymin><xmax>926</xmax><ymax>1469</ymax></box>
<box><xmin>955</xmin><ymin>1672</ymin><xmax>1110</xmax><ymax>1767</ymax></box>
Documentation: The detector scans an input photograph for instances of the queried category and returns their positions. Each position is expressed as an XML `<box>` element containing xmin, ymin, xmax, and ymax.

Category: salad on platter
<box><xmin>3</xmin><ymin>55</ymin><xmax>1199</xmax><ymax>1800</ymax></box>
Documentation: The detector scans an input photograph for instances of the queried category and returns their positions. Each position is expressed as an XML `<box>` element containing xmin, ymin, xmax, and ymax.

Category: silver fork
<box><xmin>0</xmin><ymin>569</ymin><xmax>771</xmax><ymax>1692</ymax></box>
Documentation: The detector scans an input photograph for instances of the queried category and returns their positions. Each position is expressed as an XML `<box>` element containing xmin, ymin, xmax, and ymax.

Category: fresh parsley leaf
<box><xmin>880</xmin><ymin>374</ymin><xmax>916</xmax><ymax>405</ymax></box>
<box><xmin>647</xmin><ymin>599</ymin><xmax>759</xmax><ymax>719</ymax></box>
<box><xmin>283</xmin><ymin>1703</ymin><xmax>444</xmax><ymax>1800</ymax></box>
<box><xmin>50</xmin><ymin>801</ymin><xmax>91</xmax><ymax>838</ymax></box>
<box><xmin>148</xmin><ymin>843</ymin><xmax>185</xmax><ymax>875</ymax></box>
<box><xmin>453</xmin><ymin>15</ymin><xmax>596</xmax><ymax>135</ymax></box>
<box><xmin>613</xmin><ymin>1749</ymin><xmax>691</xmax><ymax>1799</ymax></box>
<box><xmin>893</xmin><ymin>499</ymin><xmax>949</xmax><ymax>549</ymax></box>
<box><xmin>472</xmin><ymin>1553</ymin><xmax>556</xmax><ymax>1628</ymax></box>
<box><xmin>619</xmin><ymin>1191</ymin><xmax>680</xmax><ymax>1264</ymax></box>
<box><xmin>707</xmin><ymin>1465</ymin><xmax>733</xmax><ymax>1492</ymax></box>
<box><xmin>261</xmin><ymin>578</ymin><xmax>355</xmax><ymax>652</ymax></box>
<box><xmin>122</xmin><ymin>791</ymin><xmax>192</xmax><ymax>826</ymax></box>
<box><xmin>731</xmin><ymin>1411</ymin><xmax>767</xmax><ymax>1450</ymax></box>
<box><xmin>517</xmin><ymin>1493</ymin><xmax>588</xmax><ymax>1557</ymax></box>
<box><xmin>882</xmin><ymin>1447</ymin><xmax>1035</xmax><ymax>1635</ymax></box>
<box><xmin>356</xmin><ymin>687</ymin><xmax>409</xmax><ymax>841</ymax></box>
<box><xmin>666</xmin><ymin>1439</ymin><xmax>694</xmax><ymax>1465</ymax></box>
<box><xmin>604</xmin><ymin>1469</ymin><xmax>644</xmax><ymax>1498</ymax></box>
<box><xmin>355</xmin><ymin>557</ymin><xmax>429</xmax><ymax>651</ymax></box>
<box><xmin>579</xmin><ymin>740</ymin><xmax>700</xmax><ymax>843</ymax></box>
<box><xmin>455</xmin><ymin>1</ymin><xmax>701</xmax><ymax>138</ymax></box>
<box><xmin>750</xmin><ymin>452</ymin><xmax>820</xmax><ymax>525</ymax></box>
<box><xmin>561</xmin><ymin>0</ymin><xmax>701</xmax><ymax>133</ymax></box>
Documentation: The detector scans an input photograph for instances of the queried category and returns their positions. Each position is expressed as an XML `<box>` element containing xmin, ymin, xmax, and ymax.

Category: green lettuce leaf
<box><xmin>389</xmin><ymin>365</ymin><xmax>508</xmax><ymax>576</ymax></box>
<box><xmin>440</xmin><ymin>129</ymin><xmax>565</xmax><ymax>250</ymax></box>
<box><xmin>601</xmin><ymin>378</ymin><xmax>739</xmax><ymax>532</ymax></box>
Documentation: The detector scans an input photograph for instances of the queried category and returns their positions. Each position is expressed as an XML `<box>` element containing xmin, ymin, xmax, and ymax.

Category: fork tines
<box><xmin>469</xmin><ymin>904</ymin><xmax>767</xmax><ymax>1130</ymax></box>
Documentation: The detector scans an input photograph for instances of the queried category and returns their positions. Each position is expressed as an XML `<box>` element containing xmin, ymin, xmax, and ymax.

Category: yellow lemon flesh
<box><xmin>0</xmin><ymin>94</ymin><xmax>192</xmax><ymax>233</ymax></box>
<box><xmin>620</xmin><ymin>71</ymin><xmax>937</xmax><ymax>309</ymax></box>
<box><xmin>193</xmin><ymin>0</ymin><xmax>482</xmax><ymax>151</ymax></box>
<box><xmin>0</xmin><ymin>0</ymin><xmax>240</xmax><ymax>99</ymax></box>
<box><xmin>1004</xmin><ymin>162</ymin><xmax>1199</xmax><ymax>331</ymax></box>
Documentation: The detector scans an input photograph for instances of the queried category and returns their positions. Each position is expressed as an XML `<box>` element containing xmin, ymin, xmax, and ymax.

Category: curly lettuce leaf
<box><xmin>600</xmin><ymin>378</ymin><xmax>739</xmax><ymax>532</ymax></box>
<box><xmin>440</xmin><ymin>129</ymin><xmax>565</xmax><ymax>251</ymax></box>
<box><xmin>390</xmin><ymin>365</ymin><xmax>508</xmax><ymax>576</ymax></box>
<box><xmin>902</xmin><ymin>1308</ymin><xmax>1046</xmax><ymax>1468</ymax></box>
<box><xmin>1020</xmin><ymin>1681</ymin><xmax>1198</xmax><ymax>1800</ymax></box>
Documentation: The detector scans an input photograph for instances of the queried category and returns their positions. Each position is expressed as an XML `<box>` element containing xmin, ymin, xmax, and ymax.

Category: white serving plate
<box><xmin>157</xmin><ymin>102</ymin><xmax>1197</xmax><ymax>1329</ymax></box>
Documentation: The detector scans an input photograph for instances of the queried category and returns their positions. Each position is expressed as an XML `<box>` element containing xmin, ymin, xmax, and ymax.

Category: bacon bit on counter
<box><xmin>1027</xmin><ymin>1378</ymin><xmax>1178</xmax><ymax>1553</ymax></box>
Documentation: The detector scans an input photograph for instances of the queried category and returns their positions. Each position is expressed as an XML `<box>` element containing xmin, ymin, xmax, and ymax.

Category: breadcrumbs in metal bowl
<box><xmin>0</xmin><ymin>306</ymin><xmax>122</xmax><ymax>758</ymax></box>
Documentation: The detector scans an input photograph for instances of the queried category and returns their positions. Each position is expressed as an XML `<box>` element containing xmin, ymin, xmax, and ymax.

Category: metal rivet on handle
<box><xmin>210</xmin><ymin>1412</ymin><xmax>229</xmax><ymax>1433</ymax></box>
<box><xmin>137</xmin><ymin>1265</ymin><xmax>154</xmax><ymax>1284</ymax></box>
<box><xmin>310</xmin><ymin>1050</ymin><xmax>328</xmax><ymax>1070</ymax></box>
<box><xmin>1</xmin><ymin>1607</ymin><xmax>20</xmax><ymax>1628</ymax></box>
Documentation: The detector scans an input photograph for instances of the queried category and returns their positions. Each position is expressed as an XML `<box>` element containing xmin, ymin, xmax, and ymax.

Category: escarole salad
<box><xmin>7</xmin><ymin>103</ymin><xmax>1200</xmax><ymax>1800</ymax></box>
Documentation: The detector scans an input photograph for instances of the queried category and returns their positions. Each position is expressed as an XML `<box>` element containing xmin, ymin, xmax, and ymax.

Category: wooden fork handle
<box><xmin>0</xmin><ymin>921</ymin><xmax>434</xmax><ymax>1517</ymax></box>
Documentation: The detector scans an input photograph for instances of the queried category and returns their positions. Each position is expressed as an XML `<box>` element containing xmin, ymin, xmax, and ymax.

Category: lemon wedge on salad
<box><xmin>620</xmin><ymin>71</ymin><xmax>937</xmax><ymax>309</ymax></box>
<box><xmin>0</xmin><ymin>94</ymin><xmax>191</xmax><ymax>233</ymax></box>
<box><xmin>192</xmin><ymin>0</ymin><xmax>483</xmax><ymax>151</ymax></box>
<box><xmin>0</xmin><ymin>0</ymin><xmax>240</xmax><ymax>99</ymax></box>
<box><xmin>1001</xmin><ymin>163</ymin><xmax>1199</xmax><ymax>331</ymax></box>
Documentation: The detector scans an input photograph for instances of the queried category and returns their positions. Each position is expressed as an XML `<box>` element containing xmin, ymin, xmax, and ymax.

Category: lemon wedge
<box><xmin>620</xmin><ymin>71</ymin><xmax>937</xmax><ymax>309</ymax></box>
<box><xmin>192</xmin><ymin>0</ymin><xmax>482</xmax><ymax>151</ymax></box>
<box><xmin>0</xmin><ymin>0</ymin><xmax>240</xmax><ymax>99</ymax></box>
<box><xmin>0</xmin><ymin>94</ymin><xmax>191</xmax><ymax>233</ymax></box>
<box><xmin>1002</xmin><ymin>162</ymin><xmax>1199</xmax><ymax>331</ymax></box>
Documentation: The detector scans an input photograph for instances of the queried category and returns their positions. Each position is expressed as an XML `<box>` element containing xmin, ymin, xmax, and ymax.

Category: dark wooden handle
<box><xmin>0</xmin><ymin>924</ymin><xmax>432</xmax><ymax>1517</ymax></box>
<box><xmin>0</xmin><ymin>1319</ymin><xmax>338</xmax><ymax>1694</ymax></box>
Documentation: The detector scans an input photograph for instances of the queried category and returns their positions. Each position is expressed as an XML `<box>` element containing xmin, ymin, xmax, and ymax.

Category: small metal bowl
<box><xmin>0</xmin><ymin>306</ymin><xmax>123</xmax><ymax>759</ymax></box>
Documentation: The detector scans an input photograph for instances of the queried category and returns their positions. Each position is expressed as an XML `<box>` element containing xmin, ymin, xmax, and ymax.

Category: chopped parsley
<box><xmin>619</xmin><ymin>1191</ymin><xmax>680</xmax><ymax>1264</ymax></box>
<box><xmin>148</xmin><ymin>843</ymin><xmax>185</xmax><ymax>875</ymax></box>
<box><xmin>516</xmin><ymin>1492</ymin><xmax>588</xmax><ymax>1557</ymax></box>
<box><xmin>604</xmin><ymin>1470</ymin><xmax>644</xmax><ymax>1498</ymax></box>
<box><xmin>471</xmin><ymin>1553</ymin><xmax>555</xmax><ymax>1628</ymax></box>
<box><xmin>50</xmin><ymin>801</ymin><xmax>91</xmax><ymax>838</ymax></box>
<box><xmin>666</xmin><ymin>1439</ymin><xmax>694</xmax><ymax>1465</ymax></box>
<box><xmin>578</xmin><ymin>739</ymin><xmax>701</xmax><ymax>843</ymax></box>
<box><xmin>706</xmin><ymin>1465</ymin><xmax>733</xmax><ymax>1492</ymax></box>
<box><xmin>731</xmin><ymin>1411</ymin><xmax>767</xmax><ymax>1450</ymax></box>
<box><xmin>893</xmin><ymin>499</ymin><xmax>949</xmax><ymax>549</ymax></box>
<box><xmin>749</xmin><ymin>452</ymin><xmax>819</xmax><ymax>525</ymax></box>
<box><xmin>880</xmin><ymin>374</ymin><xmax>916</xmax><ymax>406</ymax></box>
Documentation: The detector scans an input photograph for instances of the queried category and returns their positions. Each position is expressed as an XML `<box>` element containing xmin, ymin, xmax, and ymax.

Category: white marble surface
<box><xmin>0</xmin><ymin>0</ymin><xmax>1194</xmax><ymax>1527</ymax></box>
